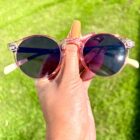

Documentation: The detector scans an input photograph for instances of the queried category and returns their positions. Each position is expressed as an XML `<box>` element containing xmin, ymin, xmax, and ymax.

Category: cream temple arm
<box><xmin>126</xmin><ymin>57</ymin><xmax>139</xmax><ymax>68</ymax></box>
<box><xmin>4</xmin><ymin>59</ymin><xmax>28</xmax><ymax>75</ymax></box>
<box><xmin>3</xmin><ymin>57</ymin><xmax>139</xmax><ymax>75</ymax></box>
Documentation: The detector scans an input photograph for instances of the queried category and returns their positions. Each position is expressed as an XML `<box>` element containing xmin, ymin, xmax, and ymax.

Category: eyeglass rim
<box><xmin>79</xmin><ymin>33</ymin><xmax>129</xmax><ymax>77</ymax></box>
<box><xmin>12</xmin><ymin>35</ymin><xmax>63</xmax><ymax>79</ymax></box>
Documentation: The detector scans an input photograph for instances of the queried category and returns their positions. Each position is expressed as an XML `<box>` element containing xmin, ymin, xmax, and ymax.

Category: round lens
<box><xmin>16</xmin><ymin>35</ymin><xmax>61</xmax><ymax>78</ymax></box>
<box><xmin>83</xmin><ymin>34</ymin><xmax>127</xmax><ymax>76</ymax></box>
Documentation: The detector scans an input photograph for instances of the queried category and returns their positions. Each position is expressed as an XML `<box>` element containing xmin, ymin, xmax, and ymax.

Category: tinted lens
<box><xmin>83</xmin><ymin>34</ymin><xmax>127</xmax><ymax>76</ymax></box>
<box><xmin>16</xmin><ymin>35</ymin><xmax>61</xmax><ymax>78</ymax></box>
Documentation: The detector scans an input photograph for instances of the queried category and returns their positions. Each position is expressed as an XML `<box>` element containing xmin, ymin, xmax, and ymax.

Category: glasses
<box><xmin>4</xmin><ymin>33</ymin><xmax>139</xmax><ymax>80</ymax></box>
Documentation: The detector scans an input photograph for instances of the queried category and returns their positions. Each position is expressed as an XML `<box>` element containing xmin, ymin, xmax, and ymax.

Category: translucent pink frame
<box><xmin>4</xmin><ymin>33</ymin><xmax>139</xmax><ymax>80</ymax></box>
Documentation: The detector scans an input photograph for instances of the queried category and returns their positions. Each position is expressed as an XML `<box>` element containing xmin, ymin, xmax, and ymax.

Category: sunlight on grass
<box><xmin>0</xmin><ymin>0</ymin><xmax>139</xmax><ymax>139</ymax></box>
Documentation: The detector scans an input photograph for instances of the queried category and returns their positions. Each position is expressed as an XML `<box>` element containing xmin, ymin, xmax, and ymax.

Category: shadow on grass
<box><xmin>132</xmin><ymin>17</ymin><xmax>140</xmax><ymax>140</ymax></box>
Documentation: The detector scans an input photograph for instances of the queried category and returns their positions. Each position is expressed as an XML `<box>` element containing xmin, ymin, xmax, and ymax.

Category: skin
<box><xmin>35</xmin><ymin>20</ymin><xmax>96</xmax><ymax>140</ymax></box>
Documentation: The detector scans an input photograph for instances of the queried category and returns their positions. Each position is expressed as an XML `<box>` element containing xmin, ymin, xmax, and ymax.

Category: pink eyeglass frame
<box><xmin>4</xmin><ymin>33</ymin><xmax>139</xmax><ymax>80</ymax></box>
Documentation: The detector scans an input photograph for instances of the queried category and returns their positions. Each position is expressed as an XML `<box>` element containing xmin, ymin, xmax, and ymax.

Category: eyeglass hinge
<box><xmin>120</xmin><ymin>38</ymin><xmax>135</xmax><ymax>49</ymax></box>
<box><xmin>8</xmin><ymin>43</ymin><xmax>18</xmax><ymax>53</ymax></box>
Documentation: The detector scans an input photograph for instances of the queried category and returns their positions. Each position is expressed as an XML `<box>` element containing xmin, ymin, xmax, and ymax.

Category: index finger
<box><xmin>67</xmin><ymin>20</ymin><xmax>81</xmax><ymax>38</ymax></box>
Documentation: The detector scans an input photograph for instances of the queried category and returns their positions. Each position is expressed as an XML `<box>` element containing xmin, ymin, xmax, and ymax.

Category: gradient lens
<box><xmin>16</xmin><ymin>35</ymin><xmax>61</xmax><ymax>78</ymax></box>
<box><xmin>83</xmin><ymin>34</ymin><xmax>127</xmax><ymax>76</ymax></box>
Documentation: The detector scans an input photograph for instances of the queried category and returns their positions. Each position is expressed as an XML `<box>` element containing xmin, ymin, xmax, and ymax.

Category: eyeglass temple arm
<box><xmin>4</xmin><ymin>52</ymin><xmax>46</xmax><ymax>75</ymax></box>
<box><xmin>126</xmin><ymin>57</ymin><xmax>139</xmax><ymax>68</ymax></box>
<box><xmin>4</xmin><ymin>59</ymin><xmax>28</xmax><ymax>75</ymax></box>
<box><xmin>4</xmin><ymin>48</ymin><xmax>139</xmax><ymax>75</ymax></box>
<box><xmin>4</xmin><ymin>47</ymin><xmax>58</xmax><ymax>75</ymax></box>
<box><xmin>81</xmin><ymin>34</ymin><xmax>139</xmax><ymax>68</ymax></box>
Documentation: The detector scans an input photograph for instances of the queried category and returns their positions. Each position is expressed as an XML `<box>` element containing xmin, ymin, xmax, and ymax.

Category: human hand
<box><xmin>35</xmin><ymin>20</ymin><xmax>96</xmax><ymax>140</ymax></box>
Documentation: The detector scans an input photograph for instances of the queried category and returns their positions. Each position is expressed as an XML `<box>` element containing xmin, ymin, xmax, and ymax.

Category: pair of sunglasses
<box><xmin>4</xmin><ymin>33</ymin><xmax>139</xmax><ymax>80</ymax></box>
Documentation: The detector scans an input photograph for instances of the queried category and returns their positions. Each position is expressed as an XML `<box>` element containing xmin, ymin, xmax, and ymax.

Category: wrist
<box><xmin>46</xmin><ymin>121</ymin><xmax>88</xmax><ymax>140</ymax></box>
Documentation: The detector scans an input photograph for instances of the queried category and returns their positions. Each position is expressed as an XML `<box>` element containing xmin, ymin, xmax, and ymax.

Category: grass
<box><xmin>0</xmin><ymin>0</ymin><xmax>139</xmax><ymax>139</ymax></box>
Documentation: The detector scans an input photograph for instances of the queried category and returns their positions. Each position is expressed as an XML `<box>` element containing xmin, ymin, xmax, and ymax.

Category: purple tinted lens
<box><xmin>83</xmin><ymin>34</ymin><xmax>127</xmax><ymax>76</ymax></box>
<box><xmin>17</xmin><ymin>35</ymin><xmax>61</xmax><ymax>78</ymax></box>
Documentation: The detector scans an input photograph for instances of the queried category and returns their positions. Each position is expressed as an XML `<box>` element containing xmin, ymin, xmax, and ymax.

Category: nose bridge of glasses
<box><xmin>61</xmin><ymin>37</ymin><xmax>83</xmax><ymax>51</ymax></box>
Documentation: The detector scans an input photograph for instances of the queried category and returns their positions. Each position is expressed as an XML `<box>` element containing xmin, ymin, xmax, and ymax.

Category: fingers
<box><xmin>62</xmin><ymin>20</ymin><xmax>81</xmax><ymax>81</ymax></box>
<box><xmin>80</xmin><ymin>69</ymin><xmax>95</xmax><ymax>81</ymax></box>
<box><xmin>67</xmin><ymin>20</ymin><xmax>81</xmax><ymax>38</ymax></box>
<box><xmin>35</xmin><ymin>76</ymin><xmax>50</xmax><ymax>89</ymax></box>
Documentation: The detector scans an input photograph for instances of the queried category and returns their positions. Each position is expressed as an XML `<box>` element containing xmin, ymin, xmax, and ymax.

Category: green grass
<box><xmin>0</xmin><ymin>0</ymin><xmax>140</xmax><ymax>139</ymax></box>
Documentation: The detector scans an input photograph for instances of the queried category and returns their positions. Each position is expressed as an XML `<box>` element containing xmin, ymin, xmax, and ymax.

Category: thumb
<box><xmin>63</xmin><ymin>20</ymin><xmax>81</xmax><ymax>80</ymax></box>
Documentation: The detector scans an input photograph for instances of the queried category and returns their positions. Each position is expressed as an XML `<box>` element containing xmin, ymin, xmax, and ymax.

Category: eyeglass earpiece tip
<box><xmin>4</xmin><ymin>63</ymin><xmax>18</xmax><ymax>75</ymax></box>
<box><xmin>136</xmin><ymin>62</ymin><xmax>139</xmax><ymax>69</ymax></box>
<box><xmin>127</xmin><ymin>58</ymin><xmax>139</xmax><ymax>69</ymax></box>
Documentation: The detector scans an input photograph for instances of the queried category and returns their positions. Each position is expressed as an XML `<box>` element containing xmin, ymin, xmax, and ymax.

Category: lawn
<box><xmin>0</xmin><ymin>0</ymin><xmax>140</xmax><ymax>140</ymax></box>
